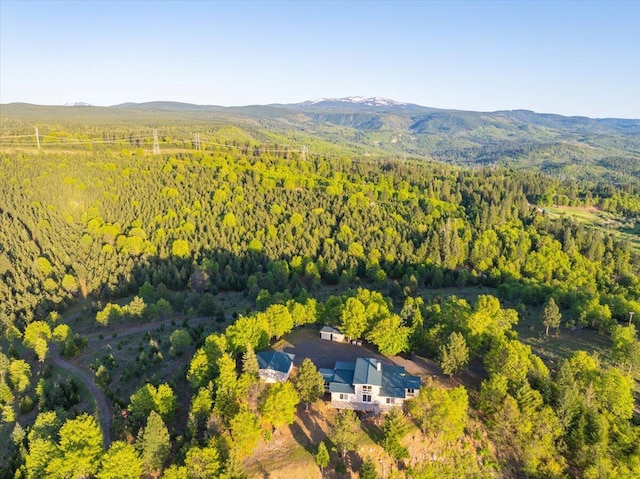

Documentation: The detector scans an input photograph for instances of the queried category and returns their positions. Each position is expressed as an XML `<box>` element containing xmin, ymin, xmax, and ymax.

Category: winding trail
<box><xmin>52</xmin><ymin>311</ymin><xmax>222</xmax><ymax>449</ymax></box>
<box><xmin>50</xmin><ymin>345</ymin><xmax>112</xmax><ymax>449</ymax></box>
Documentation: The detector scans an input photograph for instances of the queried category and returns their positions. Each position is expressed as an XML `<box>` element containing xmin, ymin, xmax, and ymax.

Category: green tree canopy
<box><xmin>439</xmin><ymin>331</ymin><xmax>469</xmax><ymax>376</ymax></box>
<box><xmin>382</xmin><ymin>407</ymin><xmax>409</xmax><ymax>462</ymax></box>
<box><xmin>315</xmin><ymin>441</ymin><xmax>330</xmax><ymax>474</ymax></box>
<box><xmin>229</xmin><ymin>408</ymin><xmax>262</xmax><ymax>458</ymax></box>
<box><xmin>366</xmin><ymin>314</ymin><xmax>410</xmax><ymax>356</ymax></box>
<box><xmin>98</xmin><ymin>441</ymin><xmax>143</xmax><ymax>479</ymax></box>
<box><xmin>23</xmin><ymin>321</ymin><xmax>52</xmax><ymax>362</ymax></box>
<box><xmin>259</xmin><ymin>381</ymin><xmax>300</xmax><ymax>429</ymax></box>
<box><xmin>541</xmin><ymin>297</ymin><xmax>562</xmax><ymax>336</ymax></box>
<box><xmin>408</xmin><ymin>384</ymin><xmax>468</xmax><ymax>441</ymax></box>
<box><xmin>292</xmin><ymin>358</ymin><xmax>324</xmax><ymax>410</ymax></box>
<box><xmin>46</xmin><ymin>414</ymin><xmax>103</xmax><ymax>479</ymax></box>
<box><xmin>330</xmin><ymin>409</ymin><xmax>360</xmax><ymax>457</ymax></box>
<box><xmin>339</xmin><ymin>297</ymin><xmax>367</xmax><ymax>340</ymax></box>
<box><xmin>184</xmin><ymin>442</ymin><xmax>221</xmax><ymax>479</ymax></box>
<box><xmin>137</xmin><ymin>411</ymin><xmax>170</xmax><ymax>473</ymax></box>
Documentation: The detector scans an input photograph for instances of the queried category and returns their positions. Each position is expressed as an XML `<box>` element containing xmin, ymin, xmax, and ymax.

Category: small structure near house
<box><xmin>323</xmin><ymin>357</ymin><xmax>420</xmax><ymax>413</ymax></box>
<box><xmin>256</xmin><ymin>350</ymin><xmax>295</xmax><ymax>383</ymax></box>
<box><xmin>320</xmin><ymin>326</ymin><xmax>345</xmax><ymax>342</ymax></box>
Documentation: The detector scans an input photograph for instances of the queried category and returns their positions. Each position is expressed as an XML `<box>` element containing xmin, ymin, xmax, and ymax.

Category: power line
<box><xmin>152</xmin><ymin>129</ymin><xmax>160</xmax><ymax>155</ymax></box>
<box><xmin>1</xmin><ymin>128</ymin><xmax>318</xmax><ymax>157</ymax></box>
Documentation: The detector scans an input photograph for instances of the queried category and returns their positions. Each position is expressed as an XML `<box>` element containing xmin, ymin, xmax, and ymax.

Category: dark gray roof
<box><xmin>320</xmin><ymin>326</ymin><xmax>343</xmax><ymax>334</ymax></box>
<box><xmin>256</xmin><ymin>351</ymin><xmax>294</xmax><ymax>374</ymax></box>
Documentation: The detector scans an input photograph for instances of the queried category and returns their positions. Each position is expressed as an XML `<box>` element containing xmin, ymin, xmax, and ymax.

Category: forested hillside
<box><xmin>0</xmin><ymin>115</ymin><xmax>639</xmax><ymax>478</ymax></box>
<box><xmin>3</xmin><ymin>99</ymin><xmax>640</xmax><ymax>187</ymax></box>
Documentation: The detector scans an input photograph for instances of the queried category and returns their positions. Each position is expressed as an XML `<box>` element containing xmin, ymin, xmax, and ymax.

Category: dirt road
<box><xmin>52</xmin><ymin>313</ymin><xmax>219</xmax><ymax>449</ymax></box>
<box><xmin>50</xmin><ymin>346</ymin><xmax>112</xmax><ymax>449</ymax></box>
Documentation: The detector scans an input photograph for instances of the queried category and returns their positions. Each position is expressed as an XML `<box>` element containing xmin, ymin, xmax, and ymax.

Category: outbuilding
<box><xmin>256</xmin><ymin>350</ymin><xmax>295</xmax><ymax>383</ymax></box>
<box><xmin>320</xmin><ymin>326</ymin><xmax>345</xmax><ymax>342</ymax></box>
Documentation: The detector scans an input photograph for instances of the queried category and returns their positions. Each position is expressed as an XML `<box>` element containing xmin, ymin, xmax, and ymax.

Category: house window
<box><xmin>386</xmin><ymin>397</ymin><xmax>395</xmax><ymax>404</ymax></box>
<box><xmin>362</xmin><ymin>385</ymin><xmax>372</xmax><ymax>393</ymax></box>
<box><xmin>362</xmin><ymin>394</ymin><xmax>372</xmax><ymax>403</ymax></box>
<box><xmin>339</xmin><ymin>393</ymin><xmax>348</xmax><ymax>400</ymax></box>
<box><xmin>406</xmin><ymin>388</ymin><xmax>415</xmax><ymax>397</ymax></box>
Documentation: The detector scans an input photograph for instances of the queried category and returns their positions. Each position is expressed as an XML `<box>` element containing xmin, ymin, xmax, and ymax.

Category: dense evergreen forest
<box><xmin>0</xmin><ymin>121</ymin><xmax>639</xmax><ymax>478</ymax></box>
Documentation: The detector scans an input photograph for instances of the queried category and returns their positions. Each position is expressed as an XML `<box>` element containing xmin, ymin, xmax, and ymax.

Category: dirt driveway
<box><xmin>274</xmin><ymin>328</ymin><xmax>443</xmax><ymax>378</ymax></box>
<box><xmin>275</xmin><ymin>328</ymin><xmax>384</xmax><ymax>369</ymax></box>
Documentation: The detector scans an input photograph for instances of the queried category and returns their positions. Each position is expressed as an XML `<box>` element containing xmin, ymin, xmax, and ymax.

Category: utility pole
<box><xmin>152</xmin><ymin>129</ymin><xmax>160</xmax><ymax>155</ymax></box>
<box><xmin>629</xmin><ymin>311</ymin><xmax>635</xmax><ymax>326</ymax></box>
<box><xmin>35</xmin><ymin>127</ymin><xmax>41</xmax><ymax>150</ymax></box>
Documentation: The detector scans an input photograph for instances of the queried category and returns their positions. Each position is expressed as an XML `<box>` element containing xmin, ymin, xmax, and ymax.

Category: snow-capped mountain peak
<box><xmin>303</xmin><ymin>97</ymin><xmax>407</xmax><ymax>107</ymax></box>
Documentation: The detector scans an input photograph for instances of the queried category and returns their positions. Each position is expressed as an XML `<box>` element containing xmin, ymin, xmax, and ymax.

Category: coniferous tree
<box><xmin>330</xmin><ymin>409</ymin><xmax>360</xmax><ymax>457</ymax></box>
<box><xmin>292</xmin><ymin>358</ymin><xmax>324</xmax><ymax>411</ymax></box>
<box><xmin>315</xmin><ymin>441</ymin><xmax>330</xmax><ymax>475</ymax></box>
<box><xmin>359</xmin><ymin>457</ymin><xmax>378</xmax><ymax>479</ymax></box>
<box><xmin>439</xmin><ymin>332</ymin><xmax>470</xmax><ymax>376</ymax></box>
<box><xmin>137</xmin><ymin>411</ymin><xmax>170</xmax><ymax>473</ymax></box>
<box><xmin>382</xmin><ymin>407</ymin><xmax>409</xmax><ymax>462</ymax></box>
<box><xmin>542</xmin><ymin>297</ymin><xmax>562</xmax><ymax>336</ymax></box>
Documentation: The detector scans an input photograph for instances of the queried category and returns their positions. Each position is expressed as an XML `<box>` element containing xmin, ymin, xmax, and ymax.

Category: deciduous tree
<box><xmin>260</xmin><ymin>382</ymin><xmax>299</xmax><ymax>429</ymax></box>
<box><xmin>23</xmin><ymin>321</ymin><xmax>51</xmax><ymax>362</ymax></box>
<box><xmin>339</xmin><ymin>297</ymin><xmax>367</xmax><ymax>340</ymax></box>
<box><xmin>98</xmin><ymin>441</ymin><xmax>143</xmax><ymax>479</ymax></box>
<box><xmin>366</xmin><ymin>314</ymin><xmax>410</xmax><ymax>356</ymax></box>
<box><xmin>46</xmin><ymin>414</ymin><xmax>103</xmax><ymax>479</ymax></box>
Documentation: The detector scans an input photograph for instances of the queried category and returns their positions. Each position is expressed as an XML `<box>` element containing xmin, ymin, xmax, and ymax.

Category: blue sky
<box><xmin>1</xmin><ymin>0</ymin><xmax>638</xmax><ymax>118</ymax></box>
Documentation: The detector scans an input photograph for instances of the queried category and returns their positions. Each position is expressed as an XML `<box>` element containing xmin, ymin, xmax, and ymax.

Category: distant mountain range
<box><xmin>2</xmin><ymin>98</ymin><xmax>639</xmax><ymax>184</ymax></box>
<box><xmin>107</xmin><ymin>97</ymin><xmax>639</xmax><ymax>135</ymax></box>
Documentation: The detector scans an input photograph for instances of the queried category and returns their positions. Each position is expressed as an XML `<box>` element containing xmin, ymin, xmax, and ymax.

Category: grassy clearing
<box><xmin>546</xmin><ymin>205</ymin><xmax>640</xmax><ymax>252</ymax></box>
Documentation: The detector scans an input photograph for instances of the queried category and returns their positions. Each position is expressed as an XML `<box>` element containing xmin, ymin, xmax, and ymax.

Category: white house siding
<box><xmin>354</xmin><ymin>384</ymin><xmax>381</xmax><ymax>402</ymax></box>
<box><xmin>377</xmin><ymin>396</ymin><xmax>404</xmax><ymax>411</ymax></box>
<box><xmin>259</xmin><ymin>368</ymin><xmax>290</xmax><ymax>383</ymax></box>
<box><xmin>320</xmin><ymin>327</ymin><xmax>345</xmax><ymax>342</ymax></box>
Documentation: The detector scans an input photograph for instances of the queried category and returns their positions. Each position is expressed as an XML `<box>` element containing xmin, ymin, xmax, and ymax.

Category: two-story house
<box><xmin>320</xmin><ymin>357</ymin><xmax>421</xmax><ymax>412</ymax></box>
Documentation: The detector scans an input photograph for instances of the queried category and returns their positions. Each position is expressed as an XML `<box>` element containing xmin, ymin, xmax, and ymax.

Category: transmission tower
<box><xmin>194</xmin><ymin>133</ymin><xmax>201</xmax><ymax>151</ymax></box>
<box><xmin>301</xmin><ymin>145</ymin><xmax>308</xmax><ymax>161</ymax></box>
<box><xmin>153</xmin><ymin>129</ymin><xmax>160</xmax><ymax>155</ymax></box>
<box><xmin>35</xmin><ymin>127</ymin><xmax>41</xmax><ymax>150</ymax></box>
